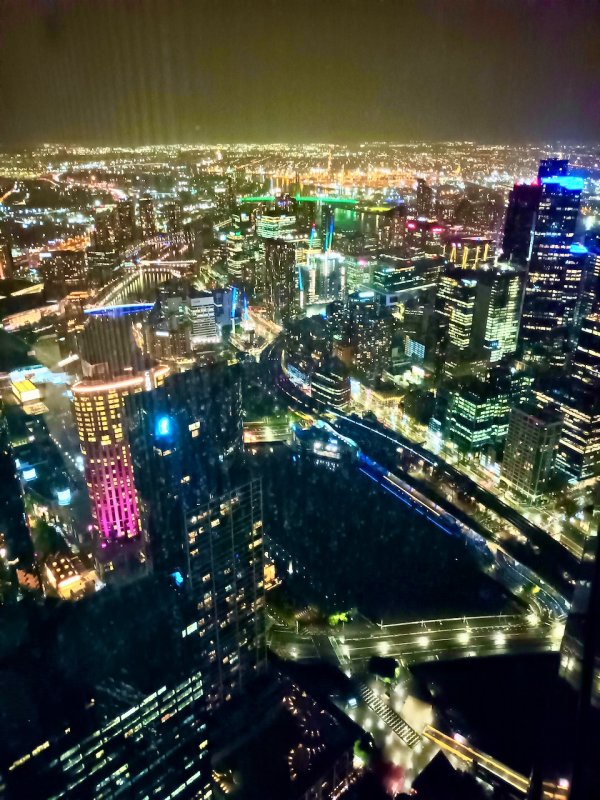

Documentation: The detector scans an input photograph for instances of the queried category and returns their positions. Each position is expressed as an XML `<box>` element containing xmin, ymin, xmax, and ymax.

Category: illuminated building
<box><xmin>73</xmin><ymin>311</ymin><xmax>168</xmax><ymax>552</ymax></box>
<box><xmin>473</xmin><ymin>262</ymin><xmax>525</xmax><ymax>363</ymax></box>
<box><xmin>578</xmin><ymin>230</ymin><xmax>600</xmax><ymax>322</ymax></box>
<box><xmin>92</xmin><ymin>205</ymin><xmax>118</xmax><ymax>250</ymax></box>
<box><xmin>554</xmin><ymin>313</ymin><xmax>600</xmax><ymax>481</ymax></box>
<box><xmin>264</xmin><ymin>238</ymin><xmax>298</xmax><ymax>322</ymax></box>
<box><xmin>433</xmin><ymin>369</ymin><xmax>520</xmax><ymax>455</ymax></box>
<box><xmin>382</xmin><ymin>204</ymin><xmax>407</xmax><ymax>249</ymax></box>
<box><xmin>345</xmin><ymin>254</ymin><xmax>375</xmax><ymax>292</ymax></box>
<box><xmin>39</xmin><ymin>250</ymin><xmax>86</xmax><ymax>299</ymax></box>
<box><xmin>437</xmin><ymin>272</ymin><xmax>477</xmax><ymax>375</ymax></box>
<box><xmin>226</xmin><ymin>230</ymin><xmax>258</xmax><ymax>287</ymax></box>
<box><xmin>85</xmin><ymin>248</ymin><xmax>119</xmax><ymax>289</ymax></box>
<box><xmin>326</xmin><ymin>292</ymin><xmax>394</xmax><ymax>379</ymax></box>
<box><xmin>538</xmin><ymin>157</ymin><xmax>569</xmax><ymax>180</ymax></box>
<box><xmin>500</xmin><ymin>182</ymin><xmax>542</xmax><ymax>266</ymax></box>
<box><xmin>145</xmin><ymin>298</ymin><xmax>193</xmax><ymax>366</ymax></box>
<box><xmin>44</xmin><ymin>553</ymin><xmax>98</xmax><ymax>600</ymax></box>
<box><xmin>369</xmin><ymin>256</ymin><xmax>423</xmax><ymax>305</ymax></box>
<box><xmin>162</xmin><ymin>200</ymin><xmax>184</xmax><ymax>238</ymax></box>
<box><xmin>2</xmin><ymin>576</ymin><xmax>213</xmax><ymax>799</ymax></box>
<box><xmin>310</xmin><ymin>357</ymin><xmax>351</xmax><ymax>409</ymax></box>
<box><xmin>501</xmin><ymin>404</ymin><xmax>561</xmax><ymax>501</ymax></box>
<box><xmin>438</xmin><ymin>263</ymin><xmax>526</xmax><ymax>375</ymax></box>
<box><xmin>520</xmin><ymin>169</ymin><xmax>584</xmax><ymax>363</ymax></box>
<box><xmin>138</xmin><ymin>195</ymin><xmax>156</xmax><ymax>238</ymax></box>
<box><xmin>404</xmin><ymin>217</ymin><xmax>446</xmax><ymax>254</ymax></box>
<box><xmin>127</xmin><ymin>365</ymin><xmax>266</xmax><ymax>709</ymax></box>
<box><xmin>115</xmin><ymin>198</ymin><xmax>136</xmax><ymax>247</ymax></box>
<box><xmin>444</xmin><ymin>235</ymin><xmax>494</xmax><ymax>268</ymax></box>
<box><xmin>0</xmin><ymin>225</ymin><xmax>14</xmax><ymax>279</ymax></box>
<box><xmin>416</xmin><ymin>178</ymin><xmax>434</xmax><ymax>218</ymax></box>
<box><xmin>145</xmin><ymin>281</ymin><xmax>220</xmax><ymax>359</ymax></box>
<box><xmin>0</xmin><ymin>406</ymin><xmax>33</xmax><ymax>572</ymax></box>
<box><xmin>256</xmin><ymin>206</ymin><xmax>297</xmax><ymax>240</ymax></box>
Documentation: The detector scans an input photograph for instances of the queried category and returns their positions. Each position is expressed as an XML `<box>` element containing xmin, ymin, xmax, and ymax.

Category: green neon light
<box><xmin>240</xmin><ymin>194</ymin><xmax>357</xmax><ymax>205</ymax></box>
<box><xmin>239</xmin><ymin>195</ymin><xmax>275</xmax><ymax>203</ymax></box>
<box><xmin>295</xmin><ymin>194</ymin><xmax>357</xmax><ymax>205</ymax></box>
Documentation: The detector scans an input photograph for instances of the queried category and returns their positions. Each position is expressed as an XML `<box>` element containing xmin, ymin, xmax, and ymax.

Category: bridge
<box><xmin>91</xmin><ymin>262</ymin><xmax>193</xmax><ymax>307</ymax></box>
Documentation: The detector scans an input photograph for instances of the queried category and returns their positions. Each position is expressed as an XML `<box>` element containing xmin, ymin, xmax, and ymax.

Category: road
<box><xmin>268</xmin><ymin>613</ymin><xmax>563</xmax><ymax>669</ymax></box>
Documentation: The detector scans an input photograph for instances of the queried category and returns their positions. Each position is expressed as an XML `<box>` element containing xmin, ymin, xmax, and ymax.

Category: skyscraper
<box><xmin>73</xmin><ymin>310</ymin><xmax>169</xmax><ymax>557</ymax></box>
<box><xmin>115</xmin><ymin>198</ymin><xmax>136</xmax><ymax>247</ymax></box>
<box><xmin>472</xmin><ymin>262</ymin><xmax>526</xmax><ymax>363</ymax></box>
<box><xmin>415</xmin><ymin>178</ymin><xmax>434</xmax><ymax>218</ymax></box>
<box><xmin>138</xmin><ymin>196</ymin><xmax>157</xmax><ymax>239</ymax></box>
<box><xmin>39</xmin><ymin>251</ymin><xmax>87</xmax><ymax>299</ymax></box>
<box><xmin>162</xmin><ymin>200</ymin><xmax>184</xmax><ymax>238</ymax></box>
<box><xmin>436</xmin><ymin>263</ymin><xmax>524</xmax><ymax>375</ymax></box>
<box><xmin>501</xmin><ymin>182</ymin><xmax>542</xmax><ymax>266</ymax></box>
<box><xmin>127</xmin><ymin>365</ymin><xmax>266</xmax><ymax>708</ymax></box>
<box><xmin>554</xmin><ymin>312</ymin><xmax>600</xmax><ymax>481</ymax></box>
<box><xmin>538</xmin><ymin>158</ymin><xmax>569</xmax><ymax>180</ymax></box>
<box><xmin>0</xmin><ymin>225</ymin><xmax>14</xmax><ymax>280</ymax></box>
<box><xmin>264</xmin><ymin>238</ymin><xmax>297</xmax><ymax>322</ymax></box>
<box><xmin>519</xmin><ymin>171</ymin><xmax>584</xmax><ymax>363</ymax></box>
<box><xmin>501</xmin><ymin>404</ymin><xmax>561</xmax><ymax>501</ymax></box>
<box><xmin>0</xmin><ymin>406</ymin><xmax>33</xmax><ymax>573</ymax></box>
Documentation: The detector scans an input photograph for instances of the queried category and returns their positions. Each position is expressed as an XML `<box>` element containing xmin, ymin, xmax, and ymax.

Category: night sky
<box><xmin>0</xmin><ymin>0</ymin><xmax>599</xmax><ymax>146</ymax></box>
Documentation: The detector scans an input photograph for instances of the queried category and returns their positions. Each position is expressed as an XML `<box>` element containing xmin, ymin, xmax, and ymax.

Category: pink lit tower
<box><xmin>73</xmin><ymin>306</ymin><xmax>168</xmax><ymax>578</ymax></box>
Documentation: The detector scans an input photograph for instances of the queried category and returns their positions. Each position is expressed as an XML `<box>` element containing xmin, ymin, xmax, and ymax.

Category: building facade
<box><xmin>501</xmin><ymin>404</ymin><xmax>561</xmax><ymax>501</ymax></box>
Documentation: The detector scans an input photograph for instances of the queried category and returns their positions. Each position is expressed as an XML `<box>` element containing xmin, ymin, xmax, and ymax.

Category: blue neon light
<box><xmin>156</xmin><ymin>416</ymin><xmax>171</xmax><ymax>437</ymax></box>
<box><xmin>84</xmin><ymin>303</ymin><xmax>154</xmax><ymax>317</ymax></box>
<box><xmin>231</xmin><ymin>286</ymin><xmax>238</xmax><ymax>319</ymax></box>
<box><xmin>570</xmin><ymin>243</ymin><xmax>588</xmax><ymax>255</ymax></box>
<box><xmin>541</xmin><ymin>176</ymin><xmax>584</xmax><ymax>192</ymax></box>
<box><xmin>22</xmin><ymin>467</ymin><xmax>37</xmax><ymax>482</ymax></box>
<box><xmin>171</xmin><ymin>570</ymin><xmax>184</xmax><ymax>587</ymax></box>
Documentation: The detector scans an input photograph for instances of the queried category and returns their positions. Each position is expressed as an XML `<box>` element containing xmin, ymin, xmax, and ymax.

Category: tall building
<box><xmin>520</xmin><ymin>170</ymin><xmax>584</xmax><ymax>363</ymax></box>
<box><xmin>0</xmin><ymin>225</ymin><xmax>14</xmax><ymax>279</ymax></box>
<box><xmin>0</xmin><ymin>406</ymin><xmax>33</xmax><ymax>573</ymax></box>
<box><xmin>146</xmin><ymin>280</ymin><xmax>220</xmax><ymax>356</ymax></box>
<box><xmin>256</xmin><ymin>206</ymin><xmax>297</xmax><ymax>241</ymax></box>
<box><xmin>415</xmin><ymin>178</ymin><xmax>434</xmax><ymax>218</ymax></box>
<box><xmin>127</xmin><ymin>365</ymin><xmax>266</xmax><ymax>708</ymax></box>
<box><xmin>2</xmin><ymin>576</ymin><xmax>213</xmax><ymax>799</ymax></box>
<box><xmin>538</xmin><ymin>157</ymin><xmax>569</xmax><ymax>180</ymax></box>
<box><xmin>432</xmin><ymin>368</ymin><xmax>526</xmax><ymax>456</ymax></box>
<box><xmin>501</xmin><ymin>404</ymin><xmax>561</xmax><ymax>501</ymax></box>
<box><xmin>85</xmin><ymin>248</ymin><xmax>119</xmax><ymax>289</ymax></box>
<box><xmin>162</xmin><ymin>200</ymin><xmax>184</xmax><ymax>238</ymax></box>
<box><xmin>138</xmin><ymin>196</ymin><xmax>157</xmax><ymax>239</ymax></box>
<box><xmin>501</xmin><ymin>182</ymin><xmax>542</xmax><ymax>266</ymax></box>
<box><xmin>264</xmin><ymin>238</ymin><xmax>297</xmax><ymax>322</ymax></box>
<box><xmin>472</xmin><ymin>262</ymin><xmax>526</xmax><ymax>363</ymax></box>
<box><xmin>39</xmin><ymin>250</ymin><xmax>87</xmax><ymax>299</ymax></box>
<box><xmin>555</xmin><ymin>313</ymin><xmax>600</xmax><ymax>481</ymax></box>
<box><xmin>73</xmin><ymin>310</ymin><xmax>169</xmax><ymax>555</ymax></box>
<box><xmin>92</xmin><ymin>205</ymin><xmax>118</xmax><ymax>250</ymax></box>
<box><xmin>115</xmin><ymin>198</ymin><xmax>136</xmax><ymax>247</ymax></box>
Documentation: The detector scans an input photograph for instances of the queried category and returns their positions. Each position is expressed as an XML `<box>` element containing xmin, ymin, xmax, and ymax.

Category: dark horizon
<box><xmin>0</xmin><ymin>0</ymin><xmax>599</xmax><ymax>148</ymax></box>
